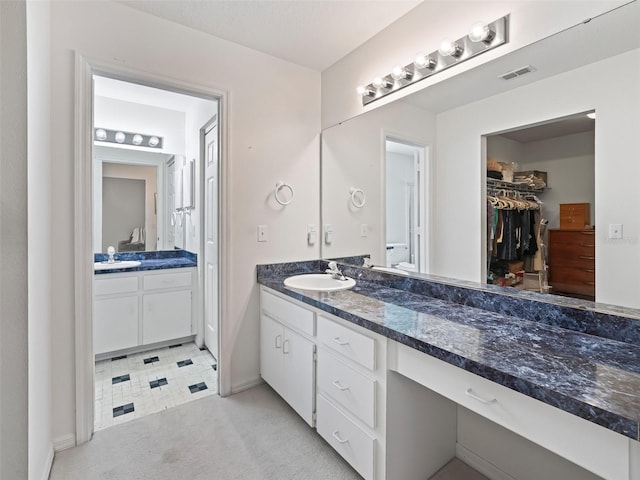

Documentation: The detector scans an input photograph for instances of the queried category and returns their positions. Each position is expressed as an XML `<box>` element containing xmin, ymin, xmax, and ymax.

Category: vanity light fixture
<box><xmin>587</xmin><ymin>112</ymin><xmax>596</xmax><ymax>119</ymax></box>
<box><xmin>358</xmin><ymin>14</ymin><xmax>509</xmax><ymax>106</ymax></box>
<box><xmin>94</xmin><ymin>128</ymin><xmax>164</xmax><ymax>149</ymax></box>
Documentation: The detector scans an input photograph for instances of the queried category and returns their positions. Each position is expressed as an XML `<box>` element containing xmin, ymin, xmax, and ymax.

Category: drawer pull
<box><xmin>275</xmin><ymin>334</ymin><xmax>282</xmax><ymax>349</ymax></box>
<box><xmin>579</xmin><ymin>256</ymin><xmax>595</xmax><ymax>261</ymax></box>
<box><xmin>332</xmin><ymin>337</ymin><xmax>350</xmax><ymax>346</ymax></box>
<box><xmin>583</xmin><ymin>281</ymin><xmax>596</xmax><ymax>286</ymax></box>
<box><xmin>581</xmin><ymin>244</ymin><xmax>595</xmax><ymax>248</ymax></box>
<box><xmin>582</xmin><ymin>268</ymin><xmax>595</xmax><ymax>273</ymax></box>
<box><xmin>465</xmin><ymin>388</ymin><xmax>497</xmax><ymax>405</ymax></box>
<box><xmin>283</xmin><ymin>339</ymin><xmax>290</xmax><ymax>354</ymax></box>
<box><xmin>332</xmin><ymin>430</ymin><xmax>349</xmax><ymax>444</ymax></box>
<box><xmin>332</xmin><ymin>379</ymin><xmax>350</xmax><ymax>391</ymax></box>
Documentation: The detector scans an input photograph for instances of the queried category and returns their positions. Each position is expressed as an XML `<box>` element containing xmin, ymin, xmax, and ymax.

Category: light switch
<box><xmin>324</xmin><ymin>224</ymin><xmax>333</xmax><ymax>245</ymax></box>
<box><xmin>608</xmin><ymin>224</ymin><xmax>623</xmax><ymax>239</ymax></box>
<box><xmin>360</xmin><ymin>224</ymin><xmax>368</xmax><ymax>237</ymax></box>
<box><xmin>307</xmin><ymin>224</ymin><xmax>317</xmax><ymax>245</ymax></box>
<box><xmin>258</xmin><ymin>225</ymin><xmax>268</xmax><ymax>242</ymax></box>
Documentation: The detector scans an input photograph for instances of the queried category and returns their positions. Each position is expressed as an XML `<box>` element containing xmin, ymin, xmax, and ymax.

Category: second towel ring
<box><xmin>349</xmin><ymin>187</ymin><xmax>366</xmax><ymax>208</ymax></box>
<box><xmin>275</xmin><ymin>181</ymin><xmax>294</xmax><ymax>206</ymax></box>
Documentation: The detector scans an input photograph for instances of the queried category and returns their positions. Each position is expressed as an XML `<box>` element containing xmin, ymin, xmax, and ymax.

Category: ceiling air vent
<box><xmin>498</xmin><ymin>65</ymin><xmax>536</xmax><ymax>80</ymax></box>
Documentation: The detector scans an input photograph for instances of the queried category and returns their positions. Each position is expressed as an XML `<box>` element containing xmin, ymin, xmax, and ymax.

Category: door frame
<box><xmin>74</xmin><ymin>53</ymin><xmax>230</xmax><ymax>444</ymax></box>
<box><xmin>383</xmin><ymin>132</ymin><xmax>432</xmax><ymax>274</ymax></box>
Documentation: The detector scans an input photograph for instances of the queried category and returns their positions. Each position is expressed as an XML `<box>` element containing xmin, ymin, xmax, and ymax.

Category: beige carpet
<box><xmin>50</xmin><ymin>384</ymin><xmax>361</xmax><ymax>480</ymax></box>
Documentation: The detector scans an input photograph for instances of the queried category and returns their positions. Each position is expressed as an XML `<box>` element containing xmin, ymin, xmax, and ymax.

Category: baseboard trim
<box><xmin>230</xmin><ymin>377</ymin><xmax>264</xmax><ymax>395</ymax></box>
<box><xmin>39</xmin><ymin>445</ymin><xmax>55</xmax><ymax>480</ymax></box>
<box><xmin>53</xmin><ymin>433</ymin><xmax>76</xmax><ymax>452</ymax></box>
<box><xmin>456</xmin><ymin>443</ymin><xmax>517</xmax><ymax>480</ymax></box>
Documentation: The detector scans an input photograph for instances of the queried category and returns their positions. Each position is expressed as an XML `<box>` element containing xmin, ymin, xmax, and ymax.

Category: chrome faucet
<box><xmin>107</xmin><ymin>246</ymin><xmax>116</xmax><ymax>264</ymax></box>
<box><xmin>326</xmin><ymin>261</ymin><xmax>347</xmax><ymax>281</ymax></box>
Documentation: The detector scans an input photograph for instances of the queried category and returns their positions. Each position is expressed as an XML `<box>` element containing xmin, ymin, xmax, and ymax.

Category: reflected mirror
<box><xmin>320</xmin><ymin>2</ymin><xmax>640</xmax><ymax>308</ymax></box>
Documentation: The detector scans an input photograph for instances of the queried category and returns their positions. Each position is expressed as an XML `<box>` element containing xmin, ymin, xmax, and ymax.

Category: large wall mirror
<box><xmin>321</xmin><ymin>2</ymin><xmax>640</xmax><ymax>309</ymax></box>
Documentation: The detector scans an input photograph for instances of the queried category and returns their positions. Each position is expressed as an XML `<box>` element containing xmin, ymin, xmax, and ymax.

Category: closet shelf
<box><xmin>486</xmin><ymin>178</ymin><xmax>547</xmax><ymax>193</ymax></box>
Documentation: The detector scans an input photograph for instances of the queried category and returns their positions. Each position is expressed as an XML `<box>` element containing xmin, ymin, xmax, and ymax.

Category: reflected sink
<box><xmin>94</xmin><ymin>260</ymin><xmax>141</xmax><ymax>271</ymax></box>
<box><xmin>284</xmin><ymin>274</ymin><xmax>356</xmax><ymax>291</ymax></box>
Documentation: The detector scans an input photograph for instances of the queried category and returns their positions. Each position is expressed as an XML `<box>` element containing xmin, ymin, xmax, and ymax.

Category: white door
<box><xmin>282</xmin><ymin>327</ymin><xmax>315</xmax><ymax>426</ymax></box>
<box><xmin>204</xmin><ymin>120</ymin><xmax>219</xmax><ymax>360</ymax></box>
<box><xmin>260</xmin><ymin>314</ymin><xmax>284</xmax><ymax>393</ymax></box>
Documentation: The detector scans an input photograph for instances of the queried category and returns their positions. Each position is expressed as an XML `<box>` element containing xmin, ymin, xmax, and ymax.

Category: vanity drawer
<box><xmin>318</xmin><ymin>315</ymin><xmax>375</xmax><ymax>371</ymax></box>
<box><xmin>143</xmin><ymin>270</ymin><xmax>192</xmax><ymax>291</ymax></box>
<box><xmin>261</xmin><ymin>289</ymin><xmax>315</xmax><ymax>336</ymax></box>
<box><xmin>317</xmin><ymin>348</ymin><xmax>376</xmax><ymax>428</ymax></box>
<box><xmin>395</xmin><ymin>343</ymin><xmax>629</xmax><ymax>480</ymax></box>
<box><xmin>316</xmin><ymin>394</ymin><xmax>375</xmax><ymax>480</ymax></box>
<box><xmin>94</xmin><ymin>275</ymin><xmax>138</xmax><ymax>296</ymax></box>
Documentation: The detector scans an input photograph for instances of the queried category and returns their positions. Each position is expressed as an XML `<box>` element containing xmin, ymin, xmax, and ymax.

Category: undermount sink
<box><xmin>284</xmin><ymin>273</ymin><xmax>356</xmax><ymax>292</ymax></box>
<box><xmin>94</xmin><ymin>260</ymin><xmax>141</xmax><ymax>271</ymax></box>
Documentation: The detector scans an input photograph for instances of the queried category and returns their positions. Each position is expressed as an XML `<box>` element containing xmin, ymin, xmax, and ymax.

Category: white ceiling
<box><xmin>498</xmin><ymin>114</ymin><xmax>595</xmax><ymax>144</ymax></box>
<box><xmin>116</xmin><ymin>0</ymin><xmax>422</xmax><ymax>71</ymax></box>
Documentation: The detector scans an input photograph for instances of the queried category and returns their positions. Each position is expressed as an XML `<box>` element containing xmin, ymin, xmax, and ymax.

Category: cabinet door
<box><xmin>94</xmin><ymin>296</ymin><xmax>138</xmax><ymax>355</ymax></box>
<box><xmin>282</xmin><ymin>327</ymin><xmax>315</xmax><ymax>426</ymax></box>
<box><xmin>142</xmin><ymin>290</ymin><xmax>192</xmax><ymax>344</ymax></box>
<box><xmin>260</xmin><ymin>314</ymin><xmax>284</xmax><ymax>394</ymax></box>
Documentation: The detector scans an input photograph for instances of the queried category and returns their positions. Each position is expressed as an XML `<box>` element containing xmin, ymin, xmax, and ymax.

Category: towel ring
<box><xmin>349</xmin><ymin>187</ymin><xmax>366</xmax><ymax>208</ymax></box>
<box><xmin>275</xmin><ymin>181</ymin><xmax>294</xmax><ymax>206</ymax></box>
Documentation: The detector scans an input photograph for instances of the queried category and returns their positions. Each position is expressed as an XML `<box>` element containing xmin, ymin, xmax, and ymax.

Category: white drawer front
<box><xmin>143</xmin><ymin>270</ymin><xmax>192</xmax><ymax>291</ymax></box>
<box><xmin>317</xmin><ymin>394</ymin><xmax>375</xmax><ymax>480</ymax></box>
<box><xmin>318</xmin><ymin>315</ymin><xmax>375</xmax><ymax>371</ymax></box>
<box><xmin>318</xmin><ymin>348</ymin><xmax>376</xmax><ymax>428</ymax></box>
<box><xmin>94</xmin><ymin>275</ymin><xmax>138</xmax><ymax>296</ymax></box>
<box><xmin>395</xmin><ymin>343</ymin><xmax>629</xmax><ymax>480</ymax></box>
<box><xmin>261</xmin><ymin>289</ymin><xmax>315</xmax><ymax>336</ymax></box>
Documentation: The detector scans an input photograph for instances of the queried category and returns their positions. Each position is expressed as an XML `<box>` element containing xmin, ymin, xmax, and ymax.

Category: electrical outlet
<box><xmin>257</xmin><ymin>225</ymin><xmax>268</xmax><ymax>242</ymax></box>
<box><xmin>608</xmin><ymin>224</ymin><xmax>623</xmax><ymax>239</ymax></box>
<box><xmin>307</xmin><ymin>224</ymin><xmax>317</xmax><ymax>245</ymax></box>
<box><xmin>324</xmin><ymin>224</ymin><xmax>333</xmax><ymax>244</ymax></box>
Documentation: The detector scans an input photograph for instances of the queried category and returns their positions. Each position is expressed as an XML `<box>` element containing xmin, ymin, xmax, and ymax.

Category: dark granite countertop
<box><xmin>94</xmin><ymin>250</ymin><xmax>197</xmax><ymax>275</ymax></box>
<box><xmin>257</xmin><ymin>260</ymin><xmax>640</xmax><ymax>441</ymax></box>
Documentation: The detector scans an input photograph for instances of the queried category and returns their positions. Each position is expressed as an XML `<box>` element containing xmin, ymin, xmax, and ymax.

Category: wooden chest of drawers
<box><xmin>548</xmin><ymin>229</ymin><xmax>595</xmax><ymax>298</ymax></box>
<box><xmin>559</xmin><ymin>203</ymin><xmax>590</xmax><ymax>230</ymax></box>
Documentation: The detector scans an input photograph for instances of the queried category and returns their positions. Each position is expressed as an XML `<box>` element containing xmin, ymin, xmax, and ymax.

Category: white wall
<box><xmin>520</xmin><ymin>131</ymin><xmax>595</xmax><ymax>229</ymax></box>
<box><xmin>435</xmin><ymin>49</ymin><xmax>640</xmax><ymax>308</ymax></box>
<box><xmin>94</xmin><ymin>96</ymin><xmax>186</xmax><ymax>154</ymax></box>
<box><xmin>26</xmin><ymin>0</ymin><xmax>54</xmax><ymax>478</ymax></box>
<box><xmin>386</xmin><ymin>151</ymin><xmax>413</xmax><ymax>245</ymax></box>
<box><xmin>50</xmin><ymin>0</ymin><xmax>320</xmax><ymax>445</ymax></box>
<box><xmin>322</xmin><ymin>101</ymin><xmax>435</xmax><ymax>266</ymax></box>
<box><xmin>0</xmin><ymin>1</ymin><xmax>29</xmax><ymax>478</ymax></box>
<box><xmin>322</xmin><ymin>1</ymin><xmax>627</xmax><ymax>128</ymax></box>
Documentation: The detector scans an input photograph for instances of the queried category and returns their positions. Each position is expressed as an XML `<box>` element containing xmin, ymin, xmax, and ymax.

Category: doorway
<box><xmin>385</xmin><ymin>138</ymin><xmax>428</xmax><ymax>274</ymax></box>
<box><xmin>484</xmin><ymin>111</ymin><xmax>596</xmax><ymax>300</ymax></box>
<box><xmin>82</xmin><ymin>68</ymin><xmax>225</xmax><ymax>435</ymax></box>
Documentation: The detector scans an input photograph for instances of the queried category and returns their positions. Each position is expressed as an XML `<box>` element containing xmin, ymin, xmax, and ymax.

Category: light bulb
<box><xmin>132</xmin><ymin>134</ymin><xmax>143</xmax><ymax>145</ymax></box>
<box><xmin>114</xmin><ymin>131</ymin><xmax>126</xmax><ymax>143</ymax></box>
<box><xmin>95</xmin><ymin>128</ymin><xmax>107</xmax><ymax>141</ymax></box>
<box><xmin>414</xmin><ymin>53</ymin><xmax>436</xmax><ymax>70</ymax></box>
<box><xmin>356</xmin><ymin>85</ymin><xmax>375</xmax><ymax>97</ymax></box>
<box><xmin>391</xmin><ymin>66</ymin><xmax>412</xmax><ymax>81</ymax></box>
<box><xmin>148</xmin><ymin>136</ymin><xmax>160</xmax><ymax>147</ymax></box>
<box><xmin>469</xmin><ymin>22</ymin><xmax>495</xmax><ymax>43</ymax></box>
<box><xmin>587</xmin><ymin>112</ymin><xmax>596</xmax><ymax>119</ymax></box>
<box><xmin>438</xmin><ymin>39</ymin><xmax>463</xmax><ymax>58</ymax></box>
<box><xmin>372</xmin><ymin>76</ymin><xmax>392</xmax><ymax>89</ymax></box>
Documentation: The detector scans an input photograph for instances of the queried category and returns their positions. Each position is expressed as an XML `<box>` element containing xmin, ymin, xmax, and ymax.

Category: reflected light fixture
<box><xmin>357</xmin><ymin>14</ymin><xmax>508</xmax><ymax>106</ymax></box>
<box><xmin>93</xmin><ymin>128</ymin><xmax>164</xmax><ymax>149</ymax></box>
<box><xmin>587</xmin><ymin>112</ymin><xmax>596</xmax><ymax>119</ymax></box>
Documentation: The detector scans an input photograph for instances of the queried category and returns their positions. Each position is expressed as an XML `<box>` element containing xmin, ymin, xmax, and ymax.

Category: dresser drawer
<box><xmin>261</xmin><ymin>289</ymin><xmax>315</xmax><ymax>336</ymax></box>
<box><xmin>317</xmin><ymin>348</ymin><xmax>376</xmax><ymax>428</ymax></box>
<box><xmin>548</xmin><ymin>244</ymin><xmax>595</xmax><ymax>268</ymax></box>
<box><xmin>549</xmin><ymin>229</ymin><xmax>595</xmax><ymax>247</ymax></box>
<box><xmin>318</xmin><ymin>315</ymin><xmax>375</xmax><ymax>371</ymax></box>
<box><xmin>316</xmin><ymin>394</ymin><xmax>375</xmax><ymax>480</ymax></box>
<box><xmin>395</xmin><ymin>343</ymin><xmax>629</xmax><ymax>480</ymax></box>
<box><xmin>94</xmin><ymin>275</ymin><xmax>138</xmax><ymax>296</ymax></box>
<box><xmin>143</xmin><ymin>270</ymin><xmax>193</xmax><ymax>291</ymax></box>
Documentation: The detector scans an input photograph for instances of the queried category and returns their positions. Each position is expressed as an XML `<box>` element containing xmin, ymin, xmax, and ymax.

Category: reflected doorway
<box><xmin>385</xmin><ymin>139</ymin><xmax>427</xmax><ymax>274</ymax></box>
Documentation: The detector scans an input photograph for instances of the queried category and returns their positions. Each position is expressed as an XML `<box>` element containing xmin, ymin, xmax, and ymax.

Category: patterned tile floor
<box><xmin>94</xmin><ymin>342</ymin><xmax>217</xmax><ymax>430</ymax></box>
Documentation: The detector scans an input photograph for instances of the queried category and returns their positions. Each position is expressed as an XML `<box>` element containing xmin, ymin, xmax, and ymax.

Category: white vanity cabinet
<box><xmin>260</xmin><ymin>289</ymin><xmax>316</xmax><ymax>426</ymax></box>
<box><xmin>94</xmin><ymin>267</ymin><xmax>195</xmax><ymax>357</ymax></box>
<box><xmin>316</xmin><ymin>314</ymin><xmax>387</xmax><ymax>480</ymax></box>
